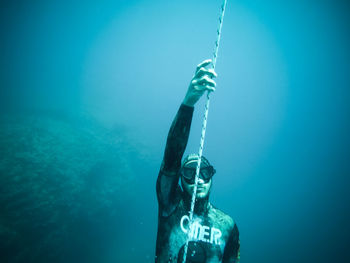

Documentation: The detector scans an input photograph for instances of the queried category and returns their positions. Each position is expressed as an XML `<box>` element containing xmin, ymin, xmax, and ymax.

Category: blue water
<box><xmin>0</xmin><ymin>0</ymin><xmax>349</xmax><ymax>262</ymax></box>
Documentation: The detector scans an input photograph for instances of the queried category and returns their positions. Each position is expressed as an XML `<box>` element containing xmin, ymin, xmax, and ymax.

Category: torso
<box><xmin>156</xmin><ymin>196</ymin><xmax>234</xmax><ymax>263</ymax></box>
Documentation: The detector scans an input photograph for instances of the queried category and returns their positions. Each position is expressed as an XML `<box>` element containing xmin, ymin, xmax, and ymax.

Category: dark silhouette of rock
<box><xmin>0</xmin><ymin>112</ymin><xmax>147</xmax><ymax>263</ymax></box>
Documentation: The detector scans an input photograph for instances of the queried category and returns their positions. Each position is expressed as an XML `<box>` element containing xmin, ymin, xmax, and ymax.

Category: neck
<box><xmin>182</xmin><ymin>190</ymin><xmax>210</xmax><ymax>216</ymax></box>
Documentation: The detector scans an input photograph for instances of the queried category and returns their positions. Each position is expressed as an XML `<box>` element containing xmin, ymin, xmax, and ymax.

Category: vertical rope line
<box><xmin>181</xmin><ymin>1</ymin><xmax>228</xmax><ymax>262</ymax></box>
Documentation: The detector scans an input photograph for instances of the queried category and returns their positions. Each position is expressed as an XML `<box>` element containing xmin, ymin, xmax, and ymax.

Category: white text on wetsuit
<box><xmin>180</xmin><ymin>215</ymin><xmax>222</xmax><ymax>245</ymax></box>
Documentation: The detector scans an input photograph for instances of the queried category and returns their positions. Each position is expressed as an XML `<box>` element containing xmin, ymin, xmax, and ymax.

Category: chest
<box><xmin>164</xmin><ymin>211</ymin><xmax>230</xmax><ymax>262</ymax></box>
<box><xmin>178</xmin><ymin>214</ymin><xmax>224</xmax><ymax>246</ymax></box>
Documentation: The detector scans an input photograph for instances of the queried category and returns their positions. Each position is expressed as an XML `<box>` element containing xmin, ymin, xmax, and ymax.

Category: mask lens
<box><xmin>182</xmin><ymin>165</ymin><xmax>215</xmax><ymax>184</ymax></box>
<box><xmin>183</xmin><ymin>167</ymin><xmax>196</xmax><ymax>182</ymax></box>
<box><xmin>200</xmin><ymin>168</ymin><xmax>211</xmax><ymax>180</ymax></box>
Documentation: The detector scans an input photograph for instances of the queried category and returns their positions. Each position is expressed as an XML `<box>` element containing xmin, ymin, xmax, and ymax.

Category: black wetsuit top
<box><xmin>156</xmin><ymin>104</ymin><xmax>240</xmax><ymax>263</ymax></box>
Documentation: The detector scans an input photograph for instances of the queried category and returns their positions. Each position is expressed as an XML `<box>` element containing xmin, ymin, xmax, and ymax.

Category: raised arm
<box><xmin>156</xmin><ymin>59</ymin><xmax>217</xmax><ymax>217</ymax></box>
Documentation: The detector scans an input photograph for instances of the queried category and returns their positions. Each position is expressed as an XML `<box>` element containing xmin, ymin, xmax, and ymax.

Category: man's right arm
<box><xmin>156</xmin><ymin>103</ymin><xmax>194</xmax><ymax>216</ymax></box>
<box><xmin>156</xmin><ymin>59</ymin><xmax>217</xmax><ymax>217</ymax></box>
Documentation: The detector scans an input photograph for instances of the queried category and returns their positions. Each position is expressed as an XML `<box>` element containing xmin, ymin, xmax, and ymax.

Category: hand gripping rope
<box><xmin>181</xmin><ymin>0</ymin><xmax>228</xmax><ymax>262</ymax></box>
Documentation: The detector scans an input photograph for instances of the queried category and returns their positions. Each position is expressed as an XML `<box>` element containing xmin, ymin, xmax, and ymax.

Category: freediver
<box><xmin>155</xmin><ymin>59</ymin><xmax>240</xmax><ymax>262</ymax></box>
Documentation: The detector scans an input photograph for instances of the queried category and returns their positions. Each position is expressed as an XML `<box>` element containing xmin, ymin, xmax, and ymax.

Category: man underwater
<box><xmin>155</xmin><ymin>59</ymin><xmax>240</xmax><ymax>262</ymax></box>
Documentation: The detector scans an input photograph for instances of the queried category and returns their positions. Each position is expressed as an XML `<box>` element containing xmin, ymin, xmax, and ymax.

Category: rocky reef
<box><xmin>0</xmin><ymin>111</ymin><xmax>148</xmax><ymax>262</ymax></box>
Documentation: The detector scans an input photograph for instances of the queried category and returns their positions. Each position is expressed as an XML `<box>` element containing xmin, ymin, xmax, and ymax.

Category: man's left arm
<box><xmin>222</xmin><ymin>223</ymin><xmax>240</xmax><ymax>263</ymax></box>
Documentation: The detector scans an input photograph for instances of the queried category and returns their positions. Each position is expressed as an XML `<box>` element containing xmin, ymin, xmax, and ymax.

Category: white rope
<box><xmin>181</xmin><ymin>0</ymin><xmax>228</xmax><ymax>262</ymax></box>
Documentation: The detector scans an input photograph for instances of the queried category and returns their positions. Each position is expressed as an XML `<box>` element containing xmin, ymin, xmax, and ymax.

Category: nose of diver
<box><xmin>198</xmin><ymin>177</ymin><xmax>205</xmax><ymax>184</ymax></box>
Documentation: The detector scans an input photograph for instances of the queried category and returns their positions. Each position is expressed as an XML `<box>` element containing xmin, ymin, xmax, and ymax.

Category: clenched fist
<box><xmin>183</xmin><ymin>59</ymin><xmax>217</xmax><ymax>107</ymax></box>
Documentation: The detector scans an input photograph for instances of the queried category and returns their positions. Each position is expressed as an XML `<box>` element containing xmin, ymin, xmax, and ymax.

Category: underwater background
<box><xmin>1</xmin><ymin>0</ymin><xmax>349</xmax><ymax>262</ymax></box>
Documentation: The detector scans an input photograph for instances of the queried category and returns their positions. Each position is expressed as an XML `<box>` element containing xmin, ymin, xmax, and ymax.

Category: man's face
<box><xmin>181</xmin><ymin>160</ymin><xmax>212</xmax><ymax>199</ymax></box>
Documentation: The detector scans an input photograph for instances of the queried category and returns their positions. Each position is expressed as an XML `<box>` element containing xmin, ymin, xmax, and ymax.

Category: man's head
<box><xmin>180</xmin><ymin>154</ymin><xmax>216</xmax><ymax>199</ymax></box>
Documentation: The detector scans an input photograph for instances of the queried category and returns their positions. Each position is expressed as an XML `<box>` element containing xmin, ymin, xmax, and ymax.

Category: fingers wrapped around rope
<box><xmin>196</xmin><ymin>59</ymin><xmax>213</xmax><ymax>71</ymax></box>
<box><xmin>191</xmin><ymin>76</ymin><xmax>216</xmax><ymax>92</ymax></box>
<box><xmin>183</xmin><ymin>59</ymin><xmax>218</xmax><ymax>107</ymax></box>
<box><xmin>195</xmin><ymin>67</ymin><xmax>217</xmax><ymax>79</ymax></box>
